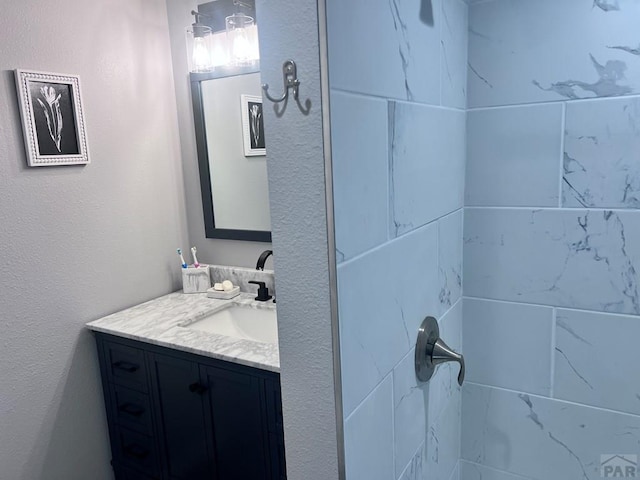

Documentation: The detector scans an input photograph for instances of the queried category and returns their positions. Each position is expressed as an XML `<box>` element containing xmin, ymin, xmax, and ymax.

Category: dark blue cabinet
<box><xmin>94</xmin><ymin>333</ymin><xmax>286</xmax><ymax>480</ymax></box>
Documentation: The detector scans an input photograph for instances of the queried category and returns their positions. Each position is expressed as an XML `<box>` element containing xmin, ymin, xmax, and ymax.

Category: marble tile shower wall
<box><xmin>462</xmin><ymin>1</ymin><xmax>640</xmax><ymax>479</ymax></box>
<box><xmin>327</xmin><ymin>0</ymin><xmax>468</xmax><ymax>479</ymax></box>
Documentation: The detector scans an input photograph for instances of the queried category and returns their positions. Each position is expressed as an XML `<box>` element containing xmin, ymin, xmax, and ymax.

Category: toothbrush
<box><xmin>177</xmin><ymin>248</ymin><xmax>188</xmax><ymax>269</ymax></box>
<box><xmin>191</xmin><ymin>246</ymin><xmax>200</xmax><ymax>268</ymax></box>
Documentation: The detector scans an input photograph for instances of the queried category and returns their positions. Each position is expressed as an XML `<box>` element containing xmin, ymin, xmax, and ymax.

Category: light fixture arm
<box><xmin>233</xmin><ymin>0</ymin><xmax>253</xmax><ymax>9</ymax></box>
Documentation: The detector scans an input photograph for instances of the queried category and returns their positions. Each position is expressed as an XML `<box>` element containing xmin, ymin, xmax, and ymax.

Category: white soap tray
<box><xmin>206</xmin><ymin>286</ymin><xmax>240</xmax><ymax>300</ymax></box>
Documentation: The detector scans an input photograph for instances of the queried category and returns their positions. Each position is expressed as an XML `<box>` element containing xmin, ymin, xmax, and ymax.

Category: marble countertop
<box><xmin>86</xmin><ymin>292</ymin><xmax>280</xmax><ymax>372</ymax></box>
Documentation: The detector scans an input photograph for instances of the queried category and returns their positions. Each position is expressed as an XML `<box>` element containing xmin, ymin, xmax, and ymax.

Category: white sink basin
<box><xmin>182</xmin><ymin>304</ymin><xmax>278</xmax><ymax>344</ymax></box>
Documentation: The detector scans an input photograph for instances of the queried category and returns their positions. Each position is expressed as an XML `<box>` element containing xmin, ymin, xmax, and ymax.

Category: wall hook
<box><xmin>262</xmin><ymin>60</ymin><xmax>300</xmax><ymax>104</ymax></box>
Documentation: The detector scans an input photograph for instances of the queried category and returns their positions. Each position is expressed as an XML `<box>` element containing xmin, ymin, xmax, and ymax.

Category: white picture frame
<box><xmin>240</xmin><ymin>94</ymin><xmax>266</xmax><ymax>157</ymax></box>
<box><xmin>14</xmin><ymin>70</ymin><xmax>89</xmax><ymax>167</ymax></box>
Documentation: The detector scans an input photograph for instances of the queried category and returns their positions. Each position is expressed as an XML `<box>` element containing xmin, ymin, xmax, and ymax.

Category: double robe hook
<box><xmin>262</xmin><ymin>60</ymin><xmax>300</xmax><ymax>104</ymax></box>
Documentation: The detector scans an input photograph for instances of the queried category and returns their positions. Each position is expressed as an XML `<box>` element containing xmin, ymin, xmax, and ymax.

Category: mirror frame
<box><xmin>190</xmin><ymin>64</ymin><xmax>272</xmax><ymax>243</ymax></box>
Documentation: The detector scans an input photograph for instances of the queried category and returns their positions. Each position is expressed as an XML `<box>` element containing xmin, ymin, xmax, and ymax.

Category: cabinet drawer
<box><xmin>109</xmin><ymin>384</ymin><xmax>153</xmax><ymax>436</ymax></box>
<box><xmin>112</xmin><ymin>462</ymin><xmax>158</xmax><ymax>480</ymax></box>
<box><xmin>113</xmin><ymin>427</ymin><xmax>160</xmax><ymax>478</ymax></box>
<box><xmin>105</xmin><ymin>341</ymin><xmax>148</xmax><ymax>392</ymax></box>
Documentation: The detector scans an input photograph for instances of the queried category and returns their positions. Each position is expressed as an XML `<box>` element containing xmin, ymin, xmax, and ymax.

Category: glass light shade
<box><xmin>225</xmin><ymin>13</ymin><xmax>259</xmax><ymax>66</ymax></box>
<box><xmin>186</xmin><ymin>25</ymin><xmax>214</xmax><ymax>72</ymax></box>
<box><xmin>210</xmin><ymin>31</ymin><xmax>230</xmax><ymax>68</ymax></box>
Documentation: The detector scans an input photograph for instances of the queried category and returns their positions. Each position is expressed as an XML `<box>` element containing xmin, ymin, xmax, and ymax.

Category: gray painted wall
<box><xmin>165</xmin><ymin>0</ymin><xmax>272</xmax><ymax>269</ymax></box>
<box><xmin>0</xmin><ymin>0</ymin><xmax>189</xmax><ymax>478</ymax></box>
<box><xmin>256</xmin><ymin>0</ymin><xmax>342</xmax><ymax>478</ymax></box>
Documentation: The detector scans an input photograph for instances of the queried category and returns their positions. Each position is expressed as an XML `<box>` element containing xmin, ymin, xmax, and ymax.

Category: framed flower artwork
<box><xmin>240</xmin><ymin>94</ymin><xmax>266</xmax><ymax>157</ymax></box>
<box><xmin>14</xmin><ymin>70</ymin><xmax>89</xmax><ymax>166</ymax></box>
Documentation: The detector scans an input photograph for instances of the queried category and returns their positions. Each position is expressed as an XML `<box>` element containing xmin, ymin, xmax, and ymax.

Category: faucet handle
<box><xmin>431</xmin><ymin>337</ymin><xmax>465</xmax><ymax>386</ymax></box>
<box><xmin>248</xmin><ymin>281</ymin><xmax>273</xmax><ymax>302</ymax></box>
<box><xmin>415</xmin><ymin>316</ymin><xmax>465</xmax><ymax>386</ymax></box>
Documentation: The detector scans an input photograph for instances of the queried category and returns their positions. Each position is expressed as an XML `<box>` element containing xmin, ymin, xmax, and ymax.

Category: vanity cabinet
<box><xmin>94</xmin><ymin>333</ymin><xmax>286</xmax><ymax>480</ymax></box>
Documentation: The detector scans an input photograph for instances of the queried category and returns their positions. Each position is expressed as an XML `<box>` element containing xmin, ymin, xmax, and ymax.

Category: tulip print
<box><xmin>36</xmin><ymin>85</ymin><xmax>63</xmax><ymax>152</ymax></box>
<box><xmin>250</xmin><ymin>103</ymin><xmax>262</xmax><ymax>147</ymax></box>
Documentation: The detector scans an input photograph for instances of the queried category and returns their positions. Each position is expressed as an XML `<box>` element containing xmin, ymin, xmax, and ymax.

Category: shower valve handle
<box><xmin>415</xmin><ymin>316</ymin><xmax>465</xmax><ymax>386</ymax></box>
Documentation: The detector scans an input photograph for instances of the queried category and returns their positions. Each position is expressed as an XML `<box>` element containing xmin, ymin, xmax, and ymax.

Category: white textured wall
<box><xmin>165</xmin><ymin>0</ymin><xmax>272</xmax><ymax>268</ymax></box>
<box><xmin>256</xmin><ymin>0</ymin><xmax>342</xmax><ymax>478</ymax></box>
<box><xmin>0</xmin><ymin>0</ymin><xmax>189</xmax><ymax>478</ymax></box>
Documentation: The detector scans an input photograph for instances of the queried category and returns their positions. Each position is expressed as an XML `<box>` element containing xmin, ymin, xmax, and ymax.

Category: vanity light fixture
<box><xmin>226</xmin><ymin>0</ymin><xmax>259</xmax><ymax>66</ymax></box>
<box><xmin>186</xmin><ymin>11</ymin><xmax>214</xmax><ymax>73</ymax></box>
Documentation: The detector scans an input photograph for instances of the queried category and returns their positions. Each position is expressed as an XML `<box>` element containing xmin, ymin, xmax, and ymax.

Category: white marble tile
<box><xmin>330</xmin><ymin>91</ymin><xmax>389</xmax><ymax>263</ymax></box>
<box><xmin>449</xmin><ymin>461</ymin><xmax>460</xmax><ymax>480</ymax></box>
<box><xmin>327</xmin><ymin>0</ymin><xmax>441</xmax><ymax>104</ymax></box>
<box><xmin>394</xmin><ymin>349</ymin><xmax>428</xmax><ymax>479</ymax></box>
<box><xmin>398</xmin><ymin>442</ymin><xmax>426</xmax><ymax>480</ymax></box>
<box><xmin>86</xmin><ymin>292</ymin><xmax>280</xmax><ymax>372</ymax></box>
<box><xmin>463</xmin><ymin>298</ymin><xmax>553</xmax><ymax>395</ymax></box>
<box><xmin>427</xmin><ymin>387</ymin><xmax>461</xmax><ymax>480</ymax></box>
<box><xmin>392</xmin><ymin>301</ymin><xmax>461</xmax><ymax>480</ymax></box>
<box><xmin>459</xmin><ymin>461</ymin><xmax>533</xmax><ymax>480</ymax></box>
<box><xmin>429</xmin><ymin>300</ymin><xmax>463</xmax><ymax>424</ymax></box>
<box><xmin>441</xmin><ymin>0</ymin><xmax>468</xmax><ymax>109</ymax></box>
<box><xmin>555</xmin><ymin>308</ymin><xmax>640</xmax><ymax>415</ymax></box>
<box><xmin>468</xmin><ymin>0</ymin><xmax>640</xmax><ymax>107</ymax></box>
<box><xmin>344</xmin><ymin>375</ymin><xmax>394</xmax><ymax>480</ymax></box>
<box><xmin>390</xmin><ymin>102</ymin><xmax>465</xmax><ymax>237</ymax></box>
<box><xmin>209</xmin><ymin>264</ymin><xmax>276</xmax><ymax>297</ymax></box>
<box><xmin>439</xmin><ymin>210</ymin><xmax>463</xmax><ymax>314</ymax></box>
<box><xmin>464</xmin><ymin>208</ymin><xmax>640</xmax><ymax>314</ymax></box>
<box><xmin>393</xmin><ymin>303</ymin><xmax>461</xmax><ymax>478</ymax></box>
<box><xmin>461</xmin><ymin>383</ymin><xmax>640</xmax><ymax>479</ymax></box>
<box><xmin>563</xmin><ymin>97</ymin><xmax>640</xmax><ymax>208</ymax></box>
<box><xmin>338</xmin><ymin>222</ymin><xmax>440</xmax><ymax>416</ymax></box>
<box><xmin>465</xmin><ymin>104</ymin><xmax>563</xmax><ymax>207</ymax></box>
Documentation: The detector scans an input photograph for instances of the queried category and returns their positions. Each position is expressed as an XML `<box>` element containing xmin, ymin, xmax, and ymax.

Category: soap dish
<box><xmin>207</xmin><ymin>286</ymin><xmax>240</xmax><ymax>300</ymax></box>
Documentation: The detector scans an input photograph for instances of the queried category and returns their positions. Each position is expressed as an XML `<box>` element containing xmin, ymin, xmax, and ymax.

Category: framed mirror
<box><xmin>191</xmin><ymin>65</ymin><xmax>271</xmax><ymax>242</ymax></box>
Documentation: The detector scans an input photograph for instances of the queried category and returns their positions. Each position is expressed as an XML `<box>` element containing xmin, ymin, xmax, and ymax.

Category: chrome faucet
<box><xmin>256</xmin><ymin>250</ymin><xmax>273</xmax><ymax>271</ymax></box>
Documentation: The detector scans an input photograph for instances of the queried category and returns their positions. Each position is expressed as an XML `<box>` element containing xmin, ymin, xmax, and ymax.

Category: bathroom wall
<box><xmin>462</xmin><ymin>1</ymin><xmax>640</xmax><ymax>478</ymax></box>
<box><xmin>327</xmin><ymin>0</ymin><xmax>468</xmax><ymax>478</ymax></box>
<box><xmin>0</xmin><ymin>0</ymin><xmax>189</xmax><ymax>478</ymax></box>
<box><xmin>255</xmin><ymin>0</ymin><xmax>343</xmax><ymax>478</ymax></box>
<box><xmin>165</xmin><ymin>0</ymin><xmax>272</xmax><ymax>269</ymax></box>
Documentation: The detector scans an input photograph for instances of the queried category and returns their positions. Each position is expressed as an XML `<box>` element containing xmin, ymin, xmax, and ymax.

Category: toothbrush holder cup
<box><xmin>182</xmin><ymin>265</ymin><xmax>211</xmax><ymax>294</ymax></box>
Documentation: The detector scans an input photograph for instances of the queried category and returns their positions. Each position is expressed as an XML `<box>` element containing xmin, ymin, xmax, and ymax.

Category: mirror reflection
<box><xmin>189</xmin><ymin>0</ymin><xmax>271</xmax><ymax>243</ymax></box>
<box><xmin>201</xmin><ymin>72</ymin><xmax>270</xmax><ymax>232</ymax></box>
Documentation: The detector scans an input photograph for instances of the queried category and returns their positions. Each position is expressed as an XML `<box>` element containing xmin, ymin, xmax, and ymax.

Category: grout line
<box><xmin>329</xmin><ymin>87</ymin><xmax>466</xmax><ymax>112</ymax></box>
<box><xmin>344</xmin><ymin>371</ymin><xmax>393</xmax><ymax>422</ymax></box>
<box><xmin>549</xmin><ymin>308</ymin><xmax>557</xmax><ymax>398</ymax></box>
<box><xmin>467</xmin><ymin>92</ymin><xmax>640</xmax><ymax>111</ymax></box>
<box><xmin>459</xmin><ymin>460</ymin><xmax>534</xmax><ymax>480</ymax></box>
<box><xmin>558</xmin><ymin>102</ymin><xmax>566</xmax><ymax>208</ymax></box>
<box><xmin>464</xmin><ymin>205</ymin><xmax>640</xmax><ymax>212</ymax></box>
<box><xmin>391</xmin><ymin>369</ymin><xmax>396</xmax><ymax>479</ymax></box>
<box><xmin>397</xmin><ymin>441</ymin><xmax>426</xmax><ymax>480</ymax></box>
<box><xmin>462</xmin><ymin>294</ymin><xmax>640</xmax><ymax>318</ymax></box>
<box><xmin>447</xmin><ymin>459</ymin><xmax>461</xmax><ymax>480</ymax></box>
<box><xmin>340</xmin><ymin>207</ymin><xmax>464</xmax><ymax>268</ymax></box>
<box><xmin>465</xmin><ymin>381</ymin><xmax>640</xmax><ymax>418</ymax></box>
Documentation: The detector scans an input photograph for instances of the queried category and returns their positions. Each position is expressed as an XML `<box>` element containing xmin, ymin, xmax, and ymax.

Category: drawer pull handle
<box><xmin>118</xmin><ymin>403</ymin><xmax>145</xmax><ymax>417</ymax></box>
<box><xmin>113</xmin><ymin>361</ymin><xmax>139</xmax><ymax>373</ymax></box>
<box><xmin>188</xmin><ymin>382</ymin><xmax>208</xmax><ymax>395</ymax></box>
<box><xmin>123</xmin><ymin>444</ymin><xmax>149</xmax><ymax>460</ymax></box>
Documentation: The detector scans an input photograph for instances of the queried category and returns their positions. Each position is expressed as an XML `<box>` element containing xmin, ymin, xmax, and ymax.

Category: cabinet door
<box><xmin>200</xmin><ymin>365</ymin><xmax>270</xmax><ymax>480</ymax></box>
<box><xmin>148</xmin><ymin>353</ymin><xmax>214</xmax><ymax>480</ymax></box>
